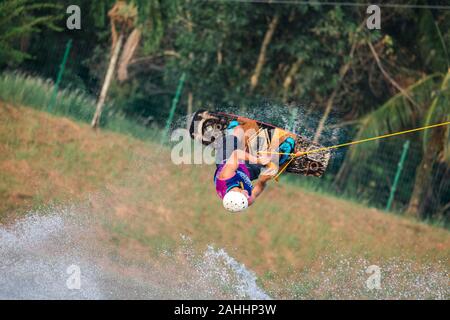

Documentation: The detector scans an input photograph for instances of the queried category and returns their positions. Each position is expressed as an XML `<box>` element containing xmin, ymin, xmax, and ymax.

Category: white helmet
<box><xmin>223</xmin><ymin>191</ymin><xmax>249</xmax><ymax>213</ymax></box>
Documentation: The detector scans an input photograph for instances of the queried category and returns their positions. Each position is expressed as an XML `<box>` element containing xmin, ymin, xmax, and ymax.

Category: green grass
<box><xmin>0</xmin><ymin>72</ymin><xmax>94</xmax><ymax>120</ymax></box>
<box><xmin>0</xmin><ymin>72</ymin><xmax>161</xmax><ymax>142</ymax></box>
<box><xmin>105</xmin><ymin>218</ymin><xmax>176</xmax><ymax>255</ymax></box>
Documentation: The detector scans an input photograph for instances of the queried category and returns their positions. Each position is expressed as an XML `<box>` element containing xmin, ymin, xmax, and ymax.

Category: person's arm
<box><xmin>219</xmin><ymin>150</ymin><xmax>268</xmax><ymax>180</ymax></box>
<box><xmin>248</xmin><ymin>175</ymin><xmax>272</xmax><ymax>205</ymax></box>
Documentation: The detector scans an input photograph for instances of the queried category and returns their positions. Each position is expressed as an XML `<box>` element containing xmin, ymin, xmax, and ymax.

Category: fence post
<box><xmin>385</xmin><ymin>140</ymin><xmax>410</xmax><ymax>211</ymax></box>
<box><xmin>162</xmin><ymin>72</ymin><xmax>186</xmax><ymax>142</ymax></box>
<box><xmin>48</xmin><ymin>39</ymin><xmax>73</xmax><ymax>112</ymax></box>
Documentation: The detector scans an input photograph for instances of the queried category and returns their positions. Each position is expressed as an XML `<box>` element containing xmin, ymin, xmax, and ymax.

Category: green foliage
<box><xmin>89</xmin><ymin>1</ymin><xmax>108</xmax><ymax>28</ymax></box>
<box><xmin>350</xmin><ymin>74</ymin><xmax>441</xmax><ymax>160</ymax></box>
<box><xmin>423</xmin><ymin>71</ymin><xmax>450</xmax><ymax>161</ymax></box>
<box><xmin>347</xmin><ymin>71</ymin><xmax>449</xmax><ymax>163</ymax></box>
<box><xmin>165</xmin><ymin>2</ymin><xmax>362</xmax><ymax>107</ymax></box>
<box><xmin>417</xmin><ymin>10</ymin><xmax>450</xmax><ymax>73</ymax></box>
<box><xmin>135</xmin><ymin>0</ymin><xmax>179</xmax><ymax>54</ymax></box>
<box><xmin>0</xmin><ymin>0</ymin><xmax>62</xmax><ymax>67</ymax></box>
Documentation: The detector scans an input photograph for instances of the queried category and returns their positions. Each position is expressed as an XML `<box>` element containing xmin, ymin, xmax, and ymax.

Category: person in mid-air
<box><xmin>214</xmin><ymin>120</ymin><xmax>295</xmax><ymax>212</ymax></box>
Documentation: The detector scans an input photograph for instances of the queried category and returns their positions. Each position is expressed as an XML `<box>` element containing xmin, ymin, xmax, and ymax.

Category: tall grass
<box><xmin>0</xmin><ymin>72</ymin><xmax>161</xmax><ymax>141</ymax></box>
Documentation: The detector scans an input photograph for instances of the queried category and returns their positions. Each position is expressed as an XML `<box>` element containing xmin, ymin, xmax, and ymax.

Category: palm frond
<box><xmin>445</xmin><ymin>134</ymin><xmax>450</xmax><ymax>162</ymax></box>
<box><xmin>418</xmin><ymin>10</ymin><xmax>449</xmax><ymax>72</ymax></box>
<box><xmin>424</xmin><ymin>70</ymin><xmax>450</xmax><ymax>162</ymax></box>
<box><xmin>349</xmin><ymin>74</ymin><xmax>442</xmax><ymax>160</ymax></box>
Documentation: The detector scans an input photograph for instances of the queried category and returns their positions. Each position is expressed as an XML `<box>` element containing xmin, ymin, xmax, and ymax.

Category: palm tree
<box><xmin>91</xmin><ymin>1</ymin><xmax>138</xmax><ymax>128</ymax></box>
<box><xmin>91</xmin><ymin>0</ymin><xmax>179</xmax><ymax>128</ymax></box>
<box><xmin>407</xmin><ymin>71</ymin><xmax>450</xmax><ymax>217</ymax></box>
<box><xmin>336</xmin><ymin>71</ymin><xmax>449</xmax><ymax>219</ymax></box>
<box><xmin>336</xmin><ymin>10</ymin><xmax>450</xmax><ymax>220</ymax></box>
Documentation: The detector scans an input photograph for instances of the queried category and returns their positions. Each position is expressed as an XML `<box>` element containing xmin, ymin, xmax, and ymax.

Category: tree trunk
<box><xmin>407</xmin><ymin>126</ymin><xmax>447</xmax><ymax>218</ymax></box>
<box><xmin>250</xmin><ymin>14</ymin><xmax>279</xmax><ymax>93</ymax></box>
<box><xmin>367</xmin><ymin>40</ymin><xmax>417</xmax><ymax>107</ymax></box>
<box><xmin>186</xmin><ymin>3</ymin><xmax>194</xmax><ymax>128</ymax></box>
<box><xmin>408</xmin><ymin>70</ymin><xmax>450</xmax><ymax>218</ymax></box>
<box><xmin>282</xmin><ymin>58</ymin><xmax>303</xmax><ymax>103</ymax></box>
<box><xmin>187</xmin><ymin>91</ymin><xmax>193</xmax><ymax>129</ymax></box>
<box><xmin>313</xmin><ymin>41</ymin><xmax>356</xmax><ymax>143</ymax></box>
<box><xmin>91</xmin><ymin>33</ymin><xmax>124</xmax><ymax>129</ymax></box>
<box><xmin>313</xmin><ymin>41</ymin><xmax>356</xmax><ymax>142</ymax></box>
<box><xmin>313</xmin><ymin>21</ymin><xmax>367</xmax><ymax>143</ymax></box>
<box><xmin>313</xmin><ymin>90</ymin><xmax>338</xmax><ymax>143</ymax></box>
<box><xmin>117</xmin><ymin>28</ymin><xmax>141</xmax><ymax>82</ymax></box>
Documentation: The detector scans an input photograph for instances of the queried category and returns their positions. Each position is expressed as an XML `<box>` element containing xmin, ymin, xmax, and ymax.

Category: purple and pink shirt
<box><xmin>214</xmin><ymin>163</ymin><xmax>253</xmax><ymax>199</ymax></box>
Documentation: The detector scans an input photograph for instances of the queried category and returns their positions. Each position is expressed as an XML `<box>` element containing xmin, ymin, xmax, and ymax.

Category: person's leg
<box><xmin>249</xmin><ymin>173</ymin><xmax>272</xmax><ymax>202</ymax></box>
